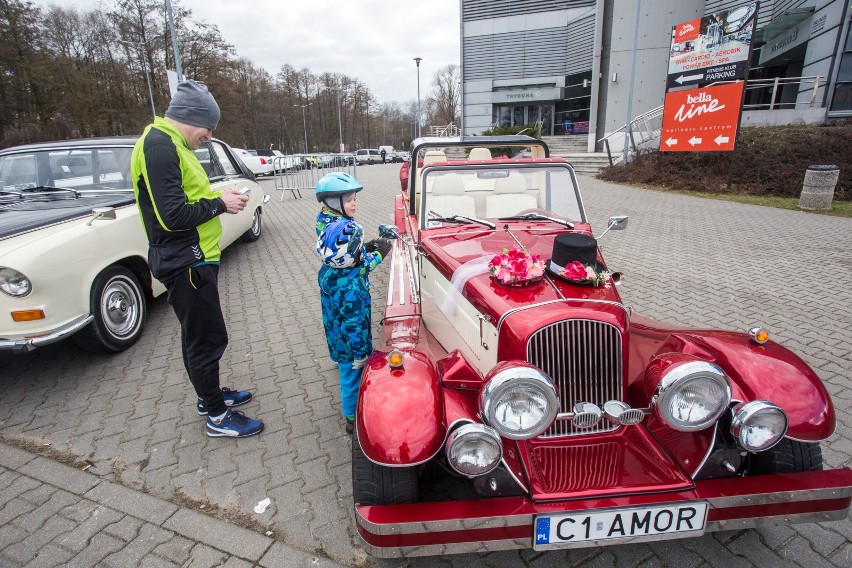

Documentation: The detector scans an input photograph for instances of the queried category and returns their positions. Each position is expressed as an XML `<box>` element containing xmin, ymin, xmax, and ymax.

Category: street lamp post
<box><xmin>294</xmin><ymin>103</ymin><xmax>311</xmax><ymax>153</ymax></box>
<box><xmin>413</xmin><ymin>57</ymin><xmax>422</xmax><ymax>139</ymax></box>
<box><xmin>336</xmin><ymin>82</ymin><xmax>345</xmax><ymax>153</ymax></box>
<box><xmin>120</xmin><ymin>39</ymin><xmax>156</xmax><ymax>120</ymax></box>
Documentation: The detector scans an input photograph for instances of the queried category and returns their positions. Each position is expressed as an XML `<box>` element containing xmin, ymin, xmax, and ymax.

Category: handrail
<box><xmin>596</xmin><ymin>74</ymin><xmax>826</xmax><ymax>166</ymax></box>
<box><xmin>427</xmin><ymin>123</ymin><xmax>459</xmax><ymax>137</ymax></box>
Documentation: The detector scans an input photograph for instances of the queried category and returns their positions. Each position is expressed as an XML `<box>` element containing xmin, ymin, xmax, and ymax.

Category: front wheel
<box><xmin>73</xmin><ymin>265</ymin><xmax>146</xmax><ymax>353</ymax></box>
<box><xmin>240</xmin><ymin>208</ymin><xmax>262</xmax><ymax>242</ymax></box>
<box><xmin>748</xmin><ymin>438</ymin><xmax>823</xmax><ymax>475</ymax></box>
<box><xmin>352</xmin><ymin>434</ymin><xmax>418</xmax><ymax>506</ymax></box>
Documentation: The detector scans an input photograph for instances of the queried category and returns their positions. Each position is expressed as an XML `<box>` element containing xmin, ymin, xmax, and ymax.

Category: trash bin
<box><xmin>799</xmin><ymin>165</ymin><xmax>839</xmax><ymax>210</ymax></box>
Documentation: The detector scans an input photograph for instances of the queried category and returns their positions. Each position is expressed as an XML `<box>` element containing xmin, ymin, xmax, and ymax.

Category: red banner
<box><xmin>660</xmin><ymin>82</ymin><xmax>744</xmax><ymax>153</ymax></box>
<box><xmin>674</xmin><ymin>19</ymin><xmax>701</xmax><ymax>43</ymax></box>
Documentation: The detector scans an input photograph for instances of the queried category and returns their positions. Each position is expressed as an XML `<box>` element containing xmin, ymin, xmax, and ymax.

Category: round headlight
<box><xmin>445</xmin><ymin>423</ymin><xmax>502</xmax><ymax>477</ymax></box>
<box><xmin>480</xmin><ymin>364</ymin><xmax>559</xmax><ymax>440</ymax></box>
<box><xmin>653</xmin><ymin>361</ymin><xmax>730</xmax><ymax>432</ymax></box>
<box><xmin>0</xmin><ymin>267</ymin><xmax>31</xmax><ymax>297</ymax></box>
<box><xmin>731</xmin><ymin>400</ymin><xmax>788</xmax><ymax>452</ymax></box>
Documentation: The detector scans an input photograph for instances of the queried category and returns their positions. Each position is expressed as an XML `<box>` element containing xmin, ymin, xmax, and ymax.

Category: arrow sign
<box><xmin>665</xmin><ymin>138</ymin><xmax>678</xmax><ymax>147</ymax></box>
<box><xmin>675</xmin><ymin>73</ymin><xmax>704</xmax><ymax>84</ymax></box>
<box><xmin>714</xmin><ymin>135</ymin><xmax>730</xmax><ymax>145</ymax></box>
<box><xmin>689</xmin><ymin>136</ymin><xmax>702</xmax><ymax>146</ymax></box>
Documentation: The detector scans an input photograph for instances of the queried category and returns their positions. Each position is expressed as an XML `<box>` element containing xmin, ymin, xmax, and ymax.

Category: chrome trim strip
<box><xmin>706</xmin><ymin>509</ymin><xmax>850</xmax><ymax>531</ymax></box>
<box><xmin>356</xmin><ymin>509</ymin><xmax>533</xmax><ymax>535</ymax></box>
<box><xmin>498</xmin><ymin>299</ymin><xmax>631</xmax><ymax>332</ymax></box>
<box><xmin>690</xmin><ymin>424</ymin><xmax>719</xmax><ymax>480</ymax></box>
<box><xmin>386</xmin><ymin>243</ymin><xmax>397</xmax><ymax>307</ymax></box>
<box><xmin>0</xmin><ymin>314</ymin><xmax>93</xmax><ymax>352</ymax></box>
<box><xmin>706</xmin><ymin>486</ymin><xmax>852</xmax><ymax>509</ymax></box>
<box><xmin>397</xmin><ymin>243</ymin><xmax>405</xmax><ymax>305</ymax></box>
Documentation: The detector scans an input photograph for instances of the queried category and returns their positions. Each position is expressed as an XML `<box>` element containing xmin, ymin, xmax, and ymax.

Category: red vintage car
<box><xmin>352</xmin><ymin>136</ymin><xmax>851</xmax><ymax>557</ymax></box>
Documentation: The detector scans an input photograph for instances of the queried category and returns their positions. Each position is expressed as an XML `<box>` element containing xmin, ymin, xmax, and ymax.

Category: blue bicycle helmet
<box><xmin>315</xmin><ymin>172</ymin><xmax>363</xmax><ymax>215</ymax></box>
<box><xmin>316</xmin><ymin>218</ymin><xmax>363</xmax><ymax>268</ymax></box>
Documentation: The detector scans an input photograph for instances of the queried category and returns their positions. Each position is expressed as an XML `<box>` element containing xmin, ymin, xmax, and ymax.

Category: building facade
<box><xmin>460</xmin><ymin>0</ymin><xmax>852</xmax><ymax>149</ymax></box>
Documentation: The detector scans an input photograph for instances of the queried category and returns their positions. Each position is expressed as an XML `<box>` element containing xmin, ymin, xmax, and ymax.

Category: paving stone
<box><xmin>10</xmin><ymin>489</ymin><xmax>77</xmax><ymax>532</ymax></box>
<box><xmin>152</xmin><ymin>534</ymin><xmax>195</xmax><ymax>564</ymax></box>
<box><xmin>162</xmin><ymin>507</ymin><xmax>272</xmax><ymax>561</ymax></box>
<box><xmin>0</xmin><ymin>442</ymin><xmax>36</xmax><ymax>469</ymax></box>
<box><xmin>100</xmin><ymin>523</ymin><xmax>174</xmax><ymax>567</ymax></box>
<box><xmin>259</xmin><ymin>541</ymin><xmax>348</xmax><ymax>568</ymax></box>
<box><xmin>103</xmin><ymin>514</ymin><xmax>144</xmax><ymax>541</ymax></box>
<box><xmin>18</xmin><ymin>457</ymin><xmax>100</xmax><ymax>495</ymax></box>
<box><xmin>54</xmin><ymin>503</ymin><xmax>124</xmax><ymax>553</ymax></box>
<box><xmin>24</xmin><ymin>542</ymin><xmax>76</xmax><ymax>568</ymax></box>
<box><xmin>84</xmin><ymin>479</ymin><xmax>178</xmax><ymax>525</ymax></box>
<box><xmin>182</xmin><ymin>542</ymin><xmax>229</xmax><ymax>568</ymax></box>
<box><xmin>64</xmin><ymin>532</ymin><xmax>125</xmax><ymax>568</ymax></box>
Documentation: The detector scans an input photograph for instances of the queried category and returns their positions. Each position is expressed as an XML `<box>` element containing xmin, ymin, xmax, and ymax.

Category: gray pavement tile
<box><xmin>3</xmin><ymin>515</ymin><xmax>76</xmax><ymax>565</ymax></box>
<box><xmin>54</xmin><ymin>504</ymin><xmax>124</xmax><ymax>553</ymax></box>
<box><xmin>10</xmin><ymin>489</ymin><xmax>77</xmax><ymax>532</ymax></box>
<box><xmin>139</xmin><ymin>554</ymin><xmax>180</xmax><ymax>568</ymax></box>
<box><xmin>65</xmin><ymin>532</ymin><xmax>126</xmax><ymax>568</ymax></box>
<box><xmin>18</xmin><ymin>456</ymin><xmax>100</xmax><ymax>495</ymax></box>
<box><xmin>151</xmin><ymin>534</ymin><xmax>195</xmax><ymax>565</ymax></box>
<box><xmin>102</xmin><ymin>514</ymin><xmax>144</xmax><ymax>541</ymax></box>
<box><xmin>829</xmin><ymin>542</ymin><xmax>852</xmax><ymax>568</ymax></box>
<box><xmin>777</xmin><ymin>535</ymin><xmax>835</xmax><ymax>568</ymax></box>
<box><xmin>84</xmin><ymin>480</ymin><xmax>178</xmax><ymax>525</ymax></box>
<box><xmin>0</xmin><ymin>442</ymin><xmax>37</xmax><ymax>469</ymax></box>
<box><xmin>259</xmin><ymin>541</ymin><xmax>348</xmax><ymax>568</ymax></box>
<box><xmin>161</xmin><ymin>507</ymin><xmax>272</xmax><ymax>561</ymax></box>
<box><xmin>100</xmin><ymin>523</ymin><xmax>174</xmax><ymax>568</ymax></box>
<box><xmin>726</xmin><ymin>530</ymin><xmax>796</xmax><ymax>567</ymax></box>
<box><xmin>25</xmin><ymin>543</ymin><xmax>76</xmax><ymax>568</ymax></box>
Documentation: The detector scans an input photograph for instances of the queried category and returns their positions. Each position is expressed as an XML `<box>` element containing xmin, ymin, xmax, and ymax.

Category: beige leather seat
<box><xmin>485</xmin><ymin>176</ymin><xmax>538</xmax><ymax>218</ymax></box>
<box><xmin>468</xmin><ymin>147</ymin><xmax>492</xmax><ymax>161</ymax></box>
<box><xmin>428</xmin><ymin>174</ymin><xmax>476</xmax><ymax>218</ymax></box>
<box><xmin>422</xmin><ymin>150</ymin><xmax>447</xmax><ymax>165</ymax></box>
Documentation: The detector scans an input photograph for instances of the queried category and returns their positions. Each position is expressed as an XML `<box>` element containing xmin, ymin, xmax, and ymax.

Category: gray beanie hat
<box><xmin>165</xmin><ymin>80</ymin><xmax>221</xmax><ymax>130</ymax></box>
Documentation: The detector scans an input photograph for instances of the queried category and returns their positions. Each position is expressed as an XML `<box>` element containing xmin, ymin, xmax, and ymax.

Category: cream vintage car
<box><xmin>0</xmin><ymin>136</ymin><xmax>268</xmax><ymax>354</ymax></box>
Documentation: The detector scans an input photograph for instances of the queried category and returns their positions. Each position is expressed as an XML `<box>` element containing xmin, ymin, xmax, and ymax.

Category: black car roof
<box><xmin>0</xmin><ymin>136</ymin><xmax>139</xmax><ymax>155</ymax></box>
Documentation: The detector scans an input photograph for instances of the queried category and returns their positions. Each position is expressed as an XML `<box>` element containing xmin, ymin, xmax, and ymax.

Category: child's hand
<box><xmin>365</xmin><ymin>238</ymin><xmax>392</xmax><ymax>258</ymax></box>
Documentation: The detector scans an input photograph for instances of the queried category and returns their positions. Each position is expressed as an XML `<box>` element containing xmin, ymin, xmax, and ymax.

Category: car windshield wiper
<box><xmin>499</xmin><ymin>212</ymin><xmax>574</xmax><ymax>229</ymax></box>
<box><xmin>21</xmin><ymin>185</ymin><xmax>80</xmax><ymax>196</ymax></box>
<box><xmin>428</xmin><ymin>210</ymin><xmax>496</xmax><ymax>229</ymax></box>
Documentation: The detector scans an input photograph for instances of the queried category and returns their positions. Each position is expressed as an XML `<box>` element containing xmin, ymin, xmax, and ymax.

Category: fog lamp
<box><xmin>652</xmin><ymin>361</ymin><xmax>731</xmax><ymax>432</ymax></box>
<box><xmin>387</xmin><ymin>349</ymin><xmax>405</xmax><ymax>368</ymax></box>
<box><xmin>731</xmin><ymin>400</ymin><xmax>788</xmax><ymax>452</ymax></box>
<box><xmin>748</xmin><ymin>327</ymin><xmax>770</xmax><ymax>344</ymax></box>
<box><xmin>480</xmin><ymin>364</ymin><xmax>558</xmax><ymax>440</ymax></box>
<box><xmin>445</xmin><ymin>423</ymin><xmax>502</xmax><ymax>477</ymax></box>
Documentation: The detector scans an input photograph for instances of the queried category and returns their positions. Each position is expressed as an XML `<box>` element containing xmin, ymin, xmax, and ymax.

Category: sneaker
<box><xmin>206</xmin><ymin>410</ymin><xmax>264</xmax><ymax>438</ymax></box>
<box><xmin>197</xmin><ymin>387</ymin><xmax>253</xmax><ymax>415</ymax></box>
<box><xmin>345</xmin><ymin>417</ymin><xmax>355</xmax><ymax>435</ymax></box>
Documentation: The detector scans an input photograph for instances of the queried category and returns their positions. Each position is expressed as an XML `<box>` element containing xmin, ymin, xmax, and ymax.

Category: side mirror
<box><xmin>378</xmin><ymin>224</ymin><xmax>402</xmax><ymax>240</ymax></box>
<box><xmin>595</xmin><ymin>215</ymin><xmax>628</xmax><ymax>240</ymax></box>
<box><xmin>608</xmin><ymin>215</ymin><xmax>628</xmax><ymax>230</ymax></box>
<box><xmin>86</xmin><ymin>207</ymin><xmax>116</xmax><ymax>226</ymax></box>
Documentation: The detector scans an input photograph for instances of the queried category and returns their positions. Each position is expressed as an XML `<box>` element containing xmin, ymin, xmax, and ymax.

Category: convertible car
<box><xmin>0</xmin><ymin>136</ymin><xmax>268</xmax><ymax>354</ymax></box>
<box><xmin>351</xmin><ymin>136</ymin><xmax>852</xmax><ymax>557</ymax></box>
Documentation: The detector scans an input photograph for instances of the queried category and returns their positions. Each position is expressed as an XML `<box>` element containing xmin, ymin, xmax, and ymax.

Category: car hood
<box><xmin>0</xmin><ymin>193</ymin><xmax>135</xmax><ymax>241</ymax></box>
<box><xmin>419</xmin><ymin>224</ymin><xmax>624</xmax><ymax>325</ymax></box>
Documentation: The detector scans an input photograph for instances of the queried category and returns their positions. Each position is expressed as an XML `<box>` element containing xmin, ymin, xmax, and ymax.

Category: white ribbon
<box><xmin>440</xmin><ymin>256</ymin><xmax>493</xmax><ymax>317</ymax></box>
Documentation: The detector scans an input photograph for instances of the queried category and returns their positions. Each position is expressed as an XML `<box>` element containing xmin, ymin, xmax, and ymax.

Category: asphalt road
<box><xmin>1</xmin><ymin>163</ymin><xmax>850</xmax><ymax>567</ymax></box>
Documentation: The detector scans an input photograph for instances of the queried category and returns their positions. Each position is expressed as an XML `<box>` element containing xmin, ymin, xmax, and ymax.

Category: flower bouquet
<box><xmin>489</xmin><ymin>248</ymin><xmax>546</xmax><ymax>286</ymax></box>
<box><xmin>558</xmin><ymin>260</ymin><xmax>607</xmax><ymax>286</ymax></box>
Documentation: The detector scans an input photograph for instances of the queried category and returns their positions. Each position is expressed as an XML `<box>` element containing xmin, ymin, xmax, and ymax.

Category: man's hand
<box><xmin>220</xmin><ymin>188</ymin><xmax>250</xmax><ymax>214</ymax></box>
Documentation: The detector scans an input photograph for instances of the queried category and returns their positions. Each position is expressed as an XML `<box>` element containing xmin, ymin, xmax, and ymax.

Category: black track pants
<box><xmin>165</xmin><ymin>264</ymin><xmax>228</xmax><ymax>417</ymax></box>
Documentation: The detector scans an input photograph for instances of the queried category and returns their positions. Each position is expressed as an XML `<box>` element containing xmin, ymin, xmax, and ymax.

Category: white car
<box><xmin>0</xmin><ymin>137</ymin><xmax>268</xmax><ymax>354</ymax></box>
<box><xmin>234</xmin><ymin>147</ymin><xmax>275</xmax><ymax>177</ymax></box>
<box><xmin>355</xmin><ymin>148</ymin><xmax>382</xmax><ymax>165</ymax></box>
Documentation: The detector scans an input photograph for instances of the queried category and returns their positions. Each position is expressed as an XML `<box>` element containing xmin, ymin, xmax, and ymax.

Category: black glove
<box><xmin>366</xmin><ymin>238</ymin><xmax>393</xmax><ymax>258</ymax></box>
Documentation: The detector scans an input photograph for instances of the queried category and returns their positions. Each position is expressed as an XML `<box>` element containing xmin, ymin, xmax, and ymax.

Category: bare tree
<box><xmin>428</xmin><ymin>64</ymin><xmax>460</xmax><ymax>126</ymax></box>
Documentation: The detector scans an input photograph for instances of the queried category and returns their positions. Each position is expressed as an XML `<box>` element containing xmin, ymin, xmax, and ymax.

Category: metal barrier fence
<box><xmin>273</xmin><ymin>154</ymin><xmax>357</xmax><ymax>201</ymax></box>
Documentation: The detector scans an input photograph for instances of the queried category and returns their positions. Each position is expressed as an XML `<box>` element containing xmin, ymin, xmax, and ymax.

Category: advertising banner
<box><xmin>660</xmin><ymin>82</ymin><xmax>745</xmax><ymax>153</ymax></box>
<box><xmin>666</xmin><ymin>3</ymin><xmax>757</xmax><ymax>89</ymax></box>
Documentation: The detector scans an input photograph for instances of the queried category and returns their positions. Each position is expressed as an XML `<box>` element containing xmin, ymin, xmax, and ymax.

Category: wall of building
<box><xmin>590</xmin><ymin>0</ymin><xmax>704</xmax><ymax>151</ymax></box>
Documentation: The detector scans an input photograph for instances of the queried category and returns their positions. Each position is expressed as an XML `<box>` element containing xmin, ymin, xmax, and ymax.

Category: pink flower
<box><xmin>585</xmin><ymin>266</ymin><xmax>598</xmax><ymax>279</ymax></box>
<box><xmin>528</xmin><ymin>263</ymin><xmax>544</xmax><ymax>278</ymax></box>
<box><xmin>510</xmin><ymin>258</ymin><xmax>528</xmax><ymax>279</ymax></box>
<box><xmin>562</xmin><ymin>261</ymin><xmax>588</xmax><ymax>280</ymax></box>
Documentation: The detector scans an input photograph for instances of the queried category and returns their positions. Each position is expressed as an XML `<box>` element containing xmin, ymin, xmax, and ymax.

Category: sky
<box><xmin>30</xmin><ymin>0</ymin><xmax>462</xmax><ymax>106</ymax></box>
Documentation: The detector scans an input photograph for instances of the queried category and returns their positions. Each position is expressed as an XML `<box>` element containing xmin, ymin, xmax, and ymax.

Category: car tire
<box><xmin>73</xmin><ymin>265</ymin><xmax>146</xmax><ymax>353</ymax></box>
<box><xmin>240</xmin><ymin>208</ymin><xmax>262</xmax><ymax>243</ymax></box>
<box><xmin>748</xmin><ymin>438</ymin><xmax>823</xmax><ymax>475</ymax></box>
<box><xmin>352</xmin><ymin>433</ymin><xmax>418</xmax><ymax>506</ymax></box>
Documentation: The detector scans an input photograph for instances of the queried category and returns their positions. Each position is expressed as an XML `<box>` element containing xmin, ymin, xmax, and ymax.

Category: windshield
<box><xmin>419</xmin><ymin>164</ymin><xmax>584</xmax><ymax>228</ymax></box>
<box><xmin>0</xmin><ymin>147</ymin><xmax>134</xmax><ymax>193</ymax></box>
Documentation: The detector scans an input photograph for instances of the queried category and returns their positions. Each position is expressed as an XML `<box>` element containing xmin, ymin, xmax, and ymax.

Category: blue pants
<box><xmin>337</xmin><ymin>363</ymin><xmax>364</xmax><ymax>419</ymax></box>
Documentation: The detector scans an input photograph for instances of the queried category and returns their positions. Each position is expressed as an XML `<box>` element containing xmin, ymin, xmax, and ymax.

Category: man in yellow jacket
<box><xmin>131</xmin><ymin>80</ymin><xmax>263</xmax><ymax>438</ymax></box>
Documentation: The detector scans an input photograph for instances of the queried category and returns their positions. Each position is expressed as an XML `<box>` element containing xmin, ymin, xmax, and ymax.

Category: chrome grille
<box><xmin>527</xmin><ymin>319</ymin><xmax>623</xmax><ymax>438</ymax></box>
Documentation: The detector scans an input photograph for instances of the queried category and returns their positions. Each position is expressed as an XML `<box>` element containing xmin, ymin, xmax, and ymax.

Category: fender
<box><xmin>686</xmin><ymin>331</ymin><xmax>835</xmax><ymax>441</ymax></box>
<box><xmin>357</xmin><ymin>349</ymin><xmax>446</xmax><ymax>466</ymax></box>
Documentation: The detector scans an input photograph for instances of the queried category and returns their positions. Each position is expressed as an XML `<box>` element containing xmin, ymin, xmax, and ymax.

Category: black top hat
<box><xmin>546</xmin><ymin>233</ymin><xmax>607</xmax><ymax>284</ymax></box>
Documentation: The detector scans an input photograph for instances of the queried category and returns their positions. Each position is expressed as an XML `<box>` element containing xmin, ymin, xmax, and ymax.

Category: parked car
<box><xmin>0</xmin><ymin>137</ymin><xmax>268</xmax><ymax>354</ymax></box>
<box><xmin>234</xmin><ymin>147</ymin><xmax>274</xmax><ymax>176</ymax></box>
<box><xmin>249</xmin><ymin>148</ymin><xmax>291</xmax><ymax>172</ymax></box>
<box><xmin>354</xmin><ymin>148</ymin><xmax>381</xmax><ymax>165</ymax></box>
<box><xmin>351</xmin><ymin>135</ymin><xmax>852</xmax><ymax>558</ymax></box>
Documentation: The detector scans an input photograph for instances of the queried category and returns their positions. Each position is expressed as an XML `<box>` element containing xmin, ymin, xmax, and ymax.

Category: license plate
<box><xmin>533</xmin><ymin>502</ymin><xmax>708</xmax><ymax>550</ymax></box>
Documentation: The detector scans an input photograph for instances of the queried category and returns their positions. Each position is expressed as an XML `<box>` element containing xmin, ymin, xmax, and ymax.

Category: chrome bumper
<box><xmin>0</xmin><ymin>314</ymin><xmax>93</xmax><ymax>353</ymax></box>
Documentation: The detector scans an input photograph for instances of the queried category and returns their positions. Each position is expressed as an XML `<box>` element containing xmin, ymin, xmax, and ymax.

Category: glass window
<box><xmin>512</xmin><ymin>106</ymin><xmax>524</xmax><ymax>126</ymax></box>
<box><xmin>837</xmin><ymin>53</ymin><xmax>852</xmax><ymax>82</ymax></box>
<box><xmin>527</xmin><ymin>105</ymin><xmax>540</xmax><ymax>125</ymax></box>
<box><xmin>194</xmin><ymin>145</ymin><xmax>219</xmax><ymax>178</ymax></box>
<box><xmin>830</xmin><ymin>81</ymin><xmax>852</xmax><ymax>112</ymax></box>
<box><xmin>209</xmin><ymin>142</ymin><xmax>240</xmax><ymax>177</ymax></box>
<box><xmin>499</xmin><ymin>106</ymin><xmax>511</xmax><ymax>127</ymax></box>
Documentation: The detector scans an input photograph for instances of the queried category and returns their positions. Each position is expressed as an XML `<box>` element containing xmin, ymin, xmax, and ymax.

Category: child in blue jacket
<box><xmin>315</xmin><ymin>173</ymin><xmax>392</xmax><ymax>433</ymax></box>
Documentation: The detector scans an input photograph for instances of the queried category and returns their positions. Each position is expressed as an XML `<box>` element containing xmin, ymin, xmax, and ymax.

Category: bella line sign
<box><xmin>660</xmin><ymin>82</ymin><xmax>744</xmax><ymax>153</ymax></box>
